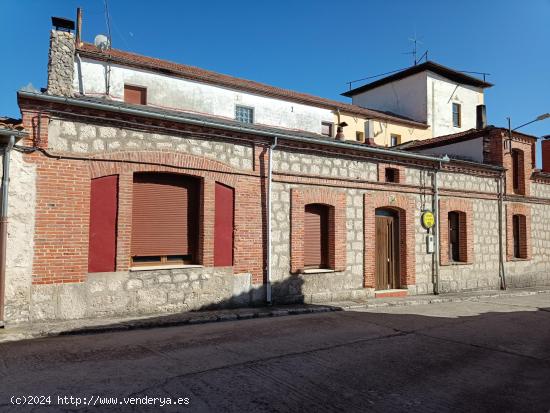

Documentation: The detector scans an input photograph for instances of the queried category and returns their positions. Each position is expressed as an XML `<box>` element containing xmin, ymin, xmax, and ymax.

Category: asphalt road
<box><xmin>1</xmin><ymin>294</ymin><xmax>550</xmax><ymax>412</ymax></box>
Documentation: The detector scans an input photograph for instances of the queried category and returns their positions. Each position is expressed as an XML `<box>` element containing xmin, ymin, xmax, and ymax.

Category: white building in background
<box><xmin>342</xmin><ymin>61</ymin><xmax>492</xmax><ymax>137</ymax></box>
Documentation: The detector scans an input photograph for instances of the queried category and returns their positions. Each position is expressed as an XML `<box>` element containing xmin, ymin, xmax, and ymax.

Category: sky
<box><xmin>2</xmin><ymin>0</ymin><xmax>549</xmax><ymax>164</ymax></box>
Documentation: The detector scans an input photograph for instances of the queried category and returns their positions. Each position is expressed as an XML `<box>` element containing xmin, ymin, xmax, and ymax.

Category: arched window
<box><xmin>304</xmin><ymin>204</ymin><xmax>330</xmax><ymax>269</ymax></box>
<box><xmin>131</xmin><ymin>173</ymin><xmax>200</xmax><ymax>266</ymax></box>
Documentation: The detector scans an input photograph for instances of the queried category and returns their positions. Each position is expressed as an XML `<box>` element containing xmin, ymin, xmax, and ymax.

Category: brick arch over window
<box><xmin>290</xmin><ymin>188</ymin><xmax>347</xmax><ymax>273</ymax></box>
<box><xmin>439</xmin><ymin>198</ymin><xmax>474</xmax><ymax>266</ymax></box>
<box><xmin>364</xmin><ymin>193</ymin><xmax>416</xmax><ymax>288</ymax></box>
<box><xmin>88</xmin><ymin>151</ymin><xmax>238</xmax><ymax>188</ymax></box>
<box><xmin>87</xmin><ymin>151</ymin><xmax>239</xmax><ymax>272</ymax></box>
<box><xmin>506</xmin><ymin>203</ymin><xmax>532</xmax><ymax>261</ymax></box>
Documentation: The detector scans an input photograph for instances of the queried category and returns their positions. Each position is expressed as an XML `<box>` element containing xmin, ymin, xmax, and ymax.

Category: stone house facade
<box><xmin>2</xmin><ymin>24</ymin><xmax>550</xmax><ymax>325</ymax></box>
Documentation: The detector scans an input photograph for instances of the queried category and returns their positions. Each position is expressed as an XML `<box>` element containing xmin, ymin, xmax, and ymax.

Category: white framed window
<box><xmin>235</xmin><ymin>105</ymin><xmax>254</xmax><ymax>124</ymax></box>
<box><xmin>452</xmin><ymin>103</ymin><xmax>461</xmax><ymax>127</ymax></box>
<box><xmin>321</xmin><ymin>122</ymin><xmax>333</xmax><ymax>137</ymax></box>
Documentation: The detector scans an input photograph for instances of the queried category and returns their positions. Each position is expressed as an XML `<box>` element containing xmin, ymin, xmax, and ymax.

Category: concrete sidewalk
<box><xmin>1</xmin><ymin>286</ymin><xmax>549</xmax><ymax>344</ymax></box>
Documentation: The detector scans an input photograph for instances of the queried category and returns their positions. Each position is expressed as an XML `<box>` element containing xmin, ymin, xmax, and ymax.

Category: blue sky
<box><xmin>3</xmin><ymin>0</ymin><xmax>549</xmax><ymax>163</ymax></box>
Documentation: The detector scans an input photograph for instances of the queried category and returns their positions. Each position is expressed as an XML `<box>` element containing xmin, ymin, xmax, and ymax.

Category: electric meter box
<box><xmin>426</xmin><ymin>234</ymin><xmax>434</xmax><ymax>254</ymax></box>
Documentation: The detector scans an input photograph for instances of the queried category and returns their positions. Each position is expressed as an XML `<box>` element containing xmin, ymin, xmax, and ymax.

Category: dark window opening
<box><xmin>390</xmin><ymin>134</ymin><xmax>401</xmax><ymax>146</ymax></box>
<box><xmin>385</xmin><ymin>168</ymin><xmax>399</xmax><ymax>183</ymax></box>
<box><xmin>304</xmin><ymin>204</ymin><xmax>330</xmax><ymax>269</ymax></box>
<box><xmin>512</xmin><ymin>214</ymin><xmax>527</xmax><ymax>259</ymax></box>
<box><xmin>452</xmin><ymin>103</ymin><xmax>461</xmax><ymax>127</ymax></box>
<box><xmin>448</xmin><ymin>211</ymin><xmax>462</xmax><ymax>262</ymax></box>
<box><xmin>512</xmin><ymin>149</ymin><xmax>524</xmax><ymax>194</ymax></box>
<box><xmin>124</xmin><ymin>85</ymin><xmax>147</xmax><ymax>105</ymax></box>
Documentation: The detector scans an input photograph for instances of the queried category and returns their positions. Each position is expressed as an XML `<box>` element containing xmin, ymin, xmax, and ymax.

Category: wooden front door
<box><xmin>375</xmin><ymin>214</ymin><xmax>399</xmax><ymax>290</ymax></box>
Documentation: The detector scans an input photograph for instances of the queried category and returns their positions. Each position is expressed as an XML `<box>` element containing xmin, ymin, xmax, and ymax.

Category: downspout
<box><xmin>0</xmin><ymin>135</ymin><xmax>15</xmax><ymax>326</ymax></box>
<box><xmin>432</xmin><ymin>162</ymin><xmax>440</xmax><ymax>294</ymax></box>
<box><xmin>498</xmin><ymin>171</ymin><xmax>507</xmax><ymax>290</ymax></box>
<box><xmin>266</xmin><ymin>136</ymin><xmax>278</xmax><ymax>304</ymax></box>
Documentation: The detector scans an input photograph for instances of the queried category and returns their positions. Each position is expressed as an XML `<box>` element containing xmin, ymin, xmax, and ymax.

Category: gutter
<box><xmin>498</xmin><ymin>171</ymin><xmax>507</xmax><ymax>290</ymax></box>
<box><xmin>432</xmin><ymin>163</ymin><xmax>441</xmax><ymax>294</ymax></box>
<box><xmin>18</xmin><ymin>91</ymin><xmax>450</xmax><ymax>165</ymax></box>
<box><xmin>266</xmin><ymin>137</ymin><xmax>278</xmax><ymax>304</ymax></box>
<box><xmin>0</xmin><ymin>132</ymin><xmax>26</xmax><ymax>326</ymax></box>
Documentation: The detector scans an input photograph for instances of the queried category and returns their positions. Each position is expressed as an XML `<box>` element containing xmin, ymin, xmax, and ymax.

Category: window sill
<box><xmin>442</xmin><ymin>261</ymin><xmax>471</xmax><ymax>266</ymax></box>
<box><xmin>509</xmin><ymin>258</ymin><xmax>531</xmax><ymax>262</ymax></box>
<box><xmin>302</xmin><ymin>268</ymin><xmax>335</xmax><ymax>274</ymax></box>
<box><xmin>129</xmin><ymin>264</ymin><xmax>204</xmax><ymax>272</ymax></box>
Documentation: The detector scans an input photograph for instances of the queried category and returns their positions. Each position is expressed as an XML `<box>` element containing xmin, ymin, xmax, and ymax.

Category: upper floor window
<box><xmin>385</xmin><ymin>168</ymin><xmax>399</xmax><ymax>183</ymax></box>
<box><xmin>321</xmin><ymin>122</ymin><xmax>333</xmax><ymax>137</ymax></box>
<box><xmin>511</xmin><ymin>149</ymin><xmax>524</xmax><ymax>194</ymax></box>
<box><xmin>390</xmin><ymin>134</ymin><xmax>401</xmax><ymax>147</ymax></box>
<box><xmin>356</xmin><ymin>131</ymin><xmax>364</xmax><ymax>142</ymax></box>
<box><xmin>235</xmin><ymin>105</ymin><xmax>254</xmax><ymax>124</ymax></box>
<box><xmin>124</xmin><ymin>85</ymin><xmax>147</xmax><ymax>105</ymax></box>
<box><xmin>452</xmin><ymin>103</ymin><xmax>461</xmax><ymax>127</ymax></box>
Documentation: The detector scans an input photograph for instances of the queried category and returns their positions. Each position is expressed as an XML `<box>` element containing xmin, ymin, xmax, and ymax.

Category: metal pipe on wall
<box><xmin>432</xmin><ymin>165</ymin><xmax>440</xmax><ymax>294</ymax></box>
<box><xmin>266</xmin><ymin>137</ymin><xmax>278</xmax><ymax>304</ymax></box>
<box><xmin>0</xmin><ymin>135</ymin><xmax>15</xmax><ymax>326</ymax></box>
<box><xmin>498</xmin><ymin>172</ymin><xmax>507</xmax><ymax>290</ymax></box>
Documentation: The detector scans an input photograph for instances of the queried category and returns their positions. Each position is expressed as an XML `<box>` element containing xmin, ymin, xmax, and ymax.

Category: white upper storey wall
<box><xmin>73</xmin><ymin>58</ymin><xmax>334</xmax><ymax>134</ymax></box>
<box><xmin>350</xmin><ymin>70</ymin><xmax>484</xmax><ymax>137</ymax></box>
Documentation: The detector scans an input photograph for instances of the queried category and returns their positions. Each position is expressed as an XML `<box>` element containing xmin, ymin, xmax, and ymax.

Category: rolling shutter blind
<box><xmin>131</xmin><ymin>173</ymin><xmax>198</xmax><ymax>258</ymax></box>
<box><xmin>124</xmin><ymin>85</ymin><xmax>146</xmax><ymax>105</ymax></box>
<box><xmin>304</xmin><ymin>204</ymin><xmax>328</xmax><ymax>268</ymax></box>
<box><xmin>88</xmin><ymin>175</ymin><xmax>118</xmax><ymax>273</ymax></box>
<box><xmin>214</xmin><ymin>183</ymin><xmax>234</xmax><ymax>266</ymax></box>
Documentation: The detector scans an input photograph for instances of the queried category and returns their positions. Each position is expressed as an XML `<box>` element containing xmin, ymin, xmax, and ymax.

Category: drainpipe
<box><xmin>0</xmin><ymin>135</ymin><xmax>15</xmax><ymax>326</ymax></box>
<box><xmin>432</xmin><ymin>163</ymin><xmax>440</xmax><ymax>294</ymax></box>
<box><xmin>498</xmin><ymin>171</ymin><xmax>507</xmax><ymax>290</ymax></box>
<box><xmin>266</xmin><ymin>136</ymin><xmax>278</xmax><ymax>304</ymax></box>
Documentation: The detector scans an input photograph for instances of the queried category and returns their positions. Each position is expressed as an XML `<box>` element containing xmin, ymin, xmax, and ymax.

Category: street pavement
<box><xmin>0</xmin><ymin>293</ymin><xmax>549</xmax><ymax>412</ymax></box>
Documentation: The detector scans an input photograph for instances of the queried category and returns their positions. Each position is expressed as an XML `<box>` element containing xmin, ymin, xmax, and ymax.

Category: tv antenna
<box><xmin>404</xmin><ymin>34</ymin><xmax>428</xmax><ymax>66</ymax></box>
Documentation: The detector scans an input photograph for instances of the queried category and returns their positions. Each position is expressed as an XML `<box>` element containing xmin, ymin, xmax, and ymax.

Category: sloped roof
<box><xmin>76</xmin><ymin>43</ymin><xmax>428</xmax><ymax>129</ymax></box>
<box><xmin>0</xmin><ymin>117</ymin><xmax>24</xmax><ymax>131</ymax></box>
<box><xmin>342</xmin><ymin>61</ymin><xmax>493</xmax><ymax>97</ymax></box>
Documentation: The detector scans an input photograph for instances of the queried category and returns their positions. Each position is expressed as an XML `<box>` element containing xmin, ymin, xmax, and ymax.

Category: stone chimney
<box><xmin>46</xmin><ymin>28</ymin><xmax>75</xmax><ymax>96</ymax></box>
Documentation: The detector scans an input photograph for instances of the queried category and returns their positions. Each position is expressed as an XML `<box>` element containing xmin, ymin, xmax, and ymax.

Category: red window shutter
<box><xmin>304</xmin><ymin>204</ymin><xmax>328</xmax><ymax>268</ymax></box>
<box><xmin>124</xmin><ymin>85</ymin><xmax>146</xmax><ymax>105</ymax></box>
<box><xmin>88</xmin><ymin>175</ymin><xmax>118</xmax><ymax>273</ymax></box>
<box><xmin>131</xmin><ymin>173</ymin><xmax>199</xmax><ymax>258</ymax></box>
<box><xmin>214</xmin><ymin>183</ymin><xmax>234</xmax><ymax>266</ymax></box>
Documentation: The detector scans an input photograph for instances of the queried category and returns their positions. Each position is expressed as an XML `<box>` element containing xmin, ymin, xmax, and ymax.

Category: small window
<box><xmin>512</xmin><ymin>214</ymin><xmax>527</xmax><ymax>259</ymax></box>
<box><xmin>452</xmin><ymin>103</ymin><xmax>461</xmax><ymax>127</ymax></box>
<box><xmin>390</xmin><ymin>134</ymin><xmax>401</xmax><ymax>147</ymax></box>
<box><xmin>448</xmin><ymin>211</ymin><xmax>464</xmax><ymax>262</ymax></box>
<box><xmin>385</xmin><ymin>168</ymin><xmax>399</xmax><ymax>183</ymax></box>
<box><xmin>235</xmin><ymin>105</ymin><xmax>254</xmax><ymax>124</ymax></box>
<box><xmin>124</xmin><ymin>85</ymin><xmax>147</xmax><ymax>105</ymax></box>
<box><xmin>321</xmin><ymin>122</ymin><xmax>333</xmax><ymax>137</ymax></box>
<box><xmin>356</xmin><ymin>131</ymin><xmax>364</xmax><ymax>142</ymax></box>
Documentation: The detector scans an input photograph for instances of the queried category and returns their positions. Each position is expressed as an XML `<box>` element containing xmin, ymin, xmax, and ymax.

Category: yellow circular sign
<box><xmin>421</xmin><ymin>211</ymin><xmax>435</xmax><ymax>229</ymax></box>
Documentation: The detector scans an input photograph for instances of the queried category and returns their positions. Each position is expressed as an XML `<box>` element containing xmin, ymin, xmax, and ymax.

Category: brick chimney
<box><xmin>542</xmin><ymin>138</ymin><xmax>550</xmax><ymax>173</ymax></box>
<box><xmin>46</xmin><ymin>17</ymin><xmax>76</xmax><ymax>96</ymax></box>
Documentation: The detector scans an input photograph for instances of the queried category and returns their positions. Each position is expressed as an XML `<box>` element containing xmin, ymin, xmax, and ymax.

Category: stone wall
<box><xmin>28</xmin><ymin>267</ymin><xmax>250</xmax><ymax>321</ymax></box>
<box><xmin>437</xmin><ymin>198</ymin><xmax>501</xmax><ymax>292</ymax></box>
<box><xmin>270</xmin><ymin>182</ymin><xmax>367</xmax><ymax>303</ymax></box>
<box><xmin>47</xmin><ymin>30</ymin><xmax>75</xmax><ymax>97</ymax></box>
<box><xmin>439</xmin><ymin>171</ymin><xmax>498</xmax><ymax>193</ymax></box>
<box><xmin>531</xmin><ymin>182</ymin><xmax>550</xmax><ymax>199</ymax></box>
<box><xmin>4</xmin><ymin>151</ymin><xmax>36</xmax><ymax>323</ymax></box>
<box><xmin>272</xmin><ymin>150</ymin><xmax>378</xmax><ymax>181</ymax></box>
<box><xmin>48</xmin><ymin>119</ymin><xmax>255</xmax><ymax>170</ymax></box>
